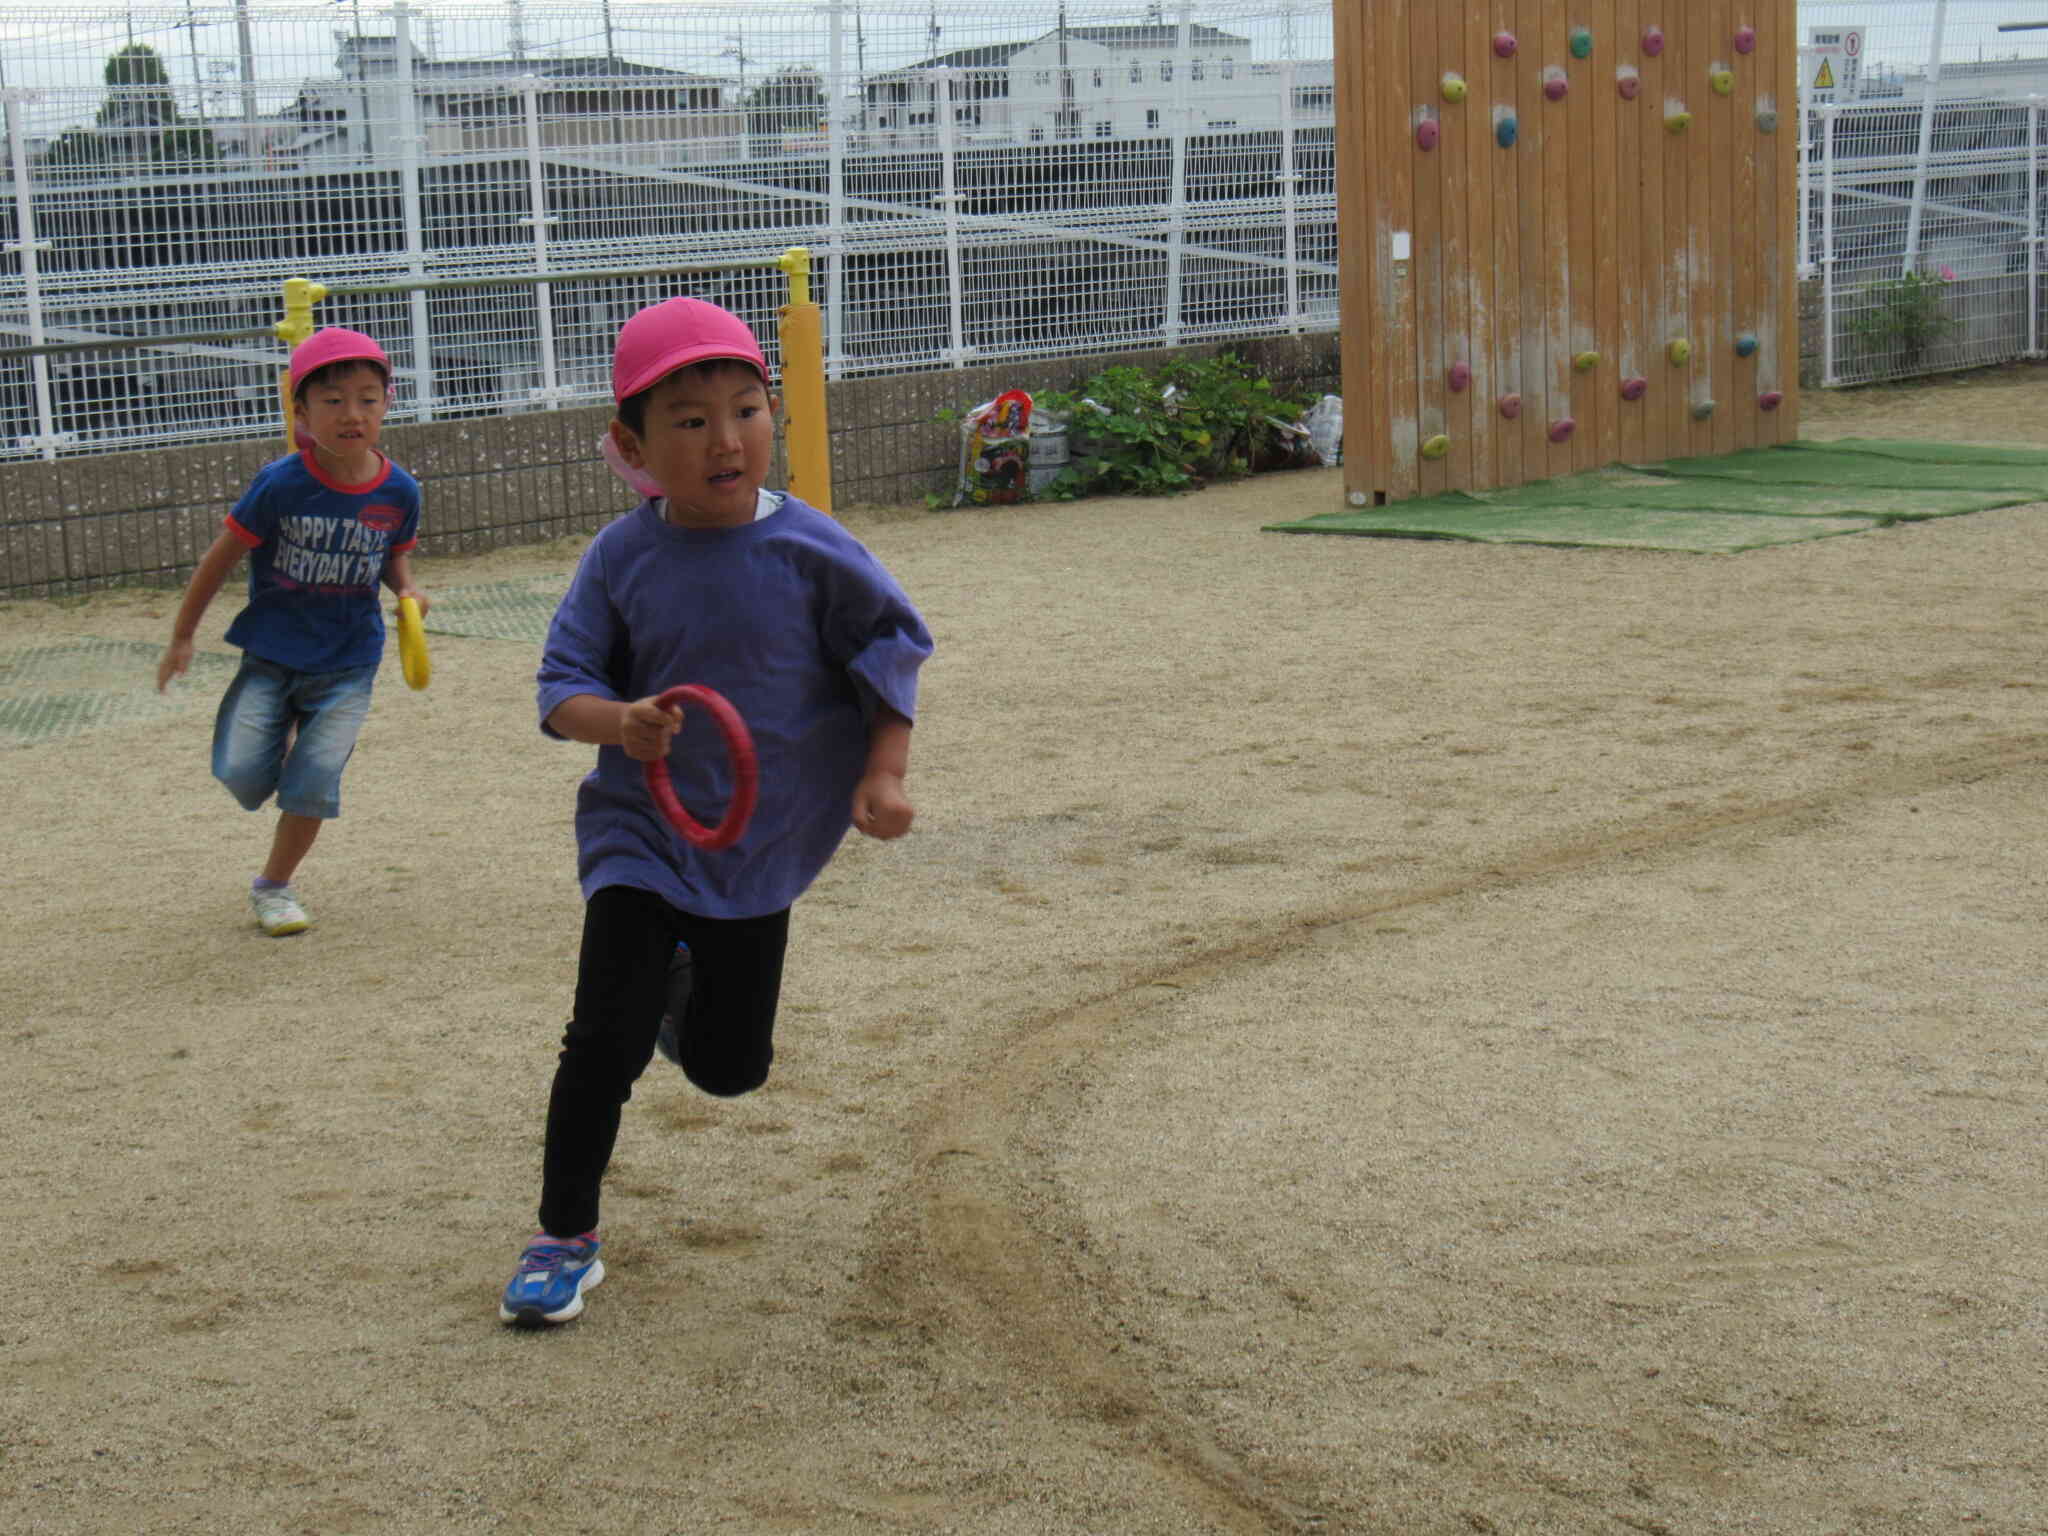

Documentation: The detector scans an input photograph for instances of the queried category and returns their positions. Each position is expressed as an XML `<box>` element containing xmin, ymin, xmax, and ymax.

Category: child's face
<box><xmin>613</xmin><ymin>363</ymin><xmax>776</xmax><ymax>528</ymax></box>
<box><xmin>296</xmin><ymin>363</ymin><xmax>389</xmax><ymax>467</ymax></box>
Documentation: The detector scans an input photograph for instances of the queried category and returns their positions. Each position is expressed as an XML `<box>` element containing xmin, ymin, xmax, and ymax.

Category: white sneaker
<box><xmin>250</xmin><ymin>885</ymin><xmax>310</xmax><ymax>937</ymax></box>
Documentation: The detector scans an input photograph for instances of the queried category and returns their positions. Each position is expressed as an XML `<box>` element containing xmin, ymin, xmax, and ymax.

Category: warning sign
<box><xmin>1806</xmin><ymin>27</ymin><xmax>1864</xmax><ymax>101</ymax></box>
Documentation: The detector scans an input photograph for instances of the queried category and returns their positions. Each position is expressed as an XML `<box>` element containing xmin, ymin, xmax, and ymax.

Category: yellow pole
<box><xmin>776</xmin><ymin>247</ymin><xmax>832</xmax><ymax>515</ymax></box>
<box><xmin>274</xmin><ymin>277</ymin><xmax>329</xmax><ymax>448</ymax></box>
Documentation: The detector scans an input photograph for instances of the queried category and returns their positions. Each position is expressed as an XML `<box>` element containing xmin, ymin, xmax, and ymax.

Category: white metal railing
<box><xmin>0</xmin><ymin>2</ymin><xmax>1338</xmax><ymax>460</ymax></box>
<box><xmin>1799</xmin><ymin>2</ymin><xmax>2048</xmax><ymax>384</ymax></box>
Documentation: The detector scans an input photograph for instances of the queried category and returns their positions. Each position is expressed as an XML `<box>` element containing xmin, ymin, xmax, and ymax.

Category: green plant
<box><xmin>1031</xmin><ymin>353</ymin><xmax>1317</xmax><ymax>501</ymax></box>
<box><xmin>1847</xmin><ymin>267</ymin><xmax>1959</xmax><ymax>374</ymax></box>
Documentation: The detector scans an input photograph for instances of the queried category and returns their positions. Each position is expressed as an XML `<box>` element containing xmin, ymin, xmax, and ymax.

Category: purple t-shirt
<box><xmin>223</xmin><ymin>450</ymin><xmax>422</xmax><ymax>673</ymax></box>
<box><xmin>536</xmin><ymin>492</ymin><xmax>933</xmax><ymax>918</ymax></box>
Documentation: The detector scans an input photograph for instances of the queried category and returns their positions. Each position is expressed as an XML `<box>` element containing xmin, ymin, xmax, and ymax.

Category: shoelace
<box><xmin>516</xmin><ymin>1240</ymin><xmax>586</xmax><ymax>1275</ymax></box>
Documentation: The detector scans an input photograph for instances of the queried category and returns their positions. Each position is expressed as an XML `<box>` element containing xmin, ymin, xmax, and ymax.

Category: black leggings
<box><xmin>538</xmin><ymin>884</ymin><xmax>790</xmax><ymax>1237</ymax></box>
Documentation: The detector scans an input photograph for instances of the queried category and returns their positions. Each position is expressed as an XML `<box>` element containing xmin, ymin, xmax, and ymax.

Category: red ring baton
<box><xmin>642</xmin><ymin>684</ymin><xmax>758</xmax><ymax>851</ymax></box>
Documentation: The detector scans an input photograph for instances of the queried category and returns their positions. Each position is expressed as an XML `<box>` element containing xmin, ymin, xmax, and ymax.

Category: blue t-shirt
<box><xmin>222</xmin><ymin>451</ymin><xmax>423</xmax><ymax>673</ymax></box>
<box><xmin>537</xmin><ymin>492</ymin><xmax>933</xmax><ymax>919</ymax></box>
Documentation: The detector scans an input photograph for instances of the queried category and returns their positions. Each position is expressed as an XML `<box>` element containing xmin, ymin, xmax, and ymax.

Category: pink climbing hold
<box><xmin>1544</xmin><ymin>69</ymin><xmax>1570</xmax><ymax>102</ymax></box>
<box><xmin>1498</xmin><ymin>393</ymin><xmax>1523</xmax><ymax>421</ymax></box>
<box><xmin>1617</xmin><ymin>67</ymin><xmax>1642</xmax><ymax>101</ymax></box>
<box><xmin>1448</xmin><ymin>362</ymin><xmax>1473</xmax><ymax>393</ymax></box>
<box><xmin>1758</xmin><ymin>390</ymin><xmax>1785</xmax><ymax>411</ymax></box>
<box><xmin>1734</xmin><ymin>26</ymin><xmax>1757</xmax><ymax>55</ymax></box>
<box><xmin>1493</xmin><ymin>32</ymin><xmax>1518</xmax><ymax>59</ymax></box>
<box><xmin>1620</xmin><ymin>377</ymin><xmax>1648</xmax><ymax>402</ymax></box>
<box><xmin>1416</xmin><ymin>117</ymin><xmax>1440</xmax><ymax>151</ymax></box>
<box><xmin>1643</xmin><ymin>25</ymin><xmax>1666</xmax><ymax>57</ymax></box>
<box><xmin>1548</xmin><ymin>418</ymin><xmax>1577</xmax><ymax>444</ymax></box>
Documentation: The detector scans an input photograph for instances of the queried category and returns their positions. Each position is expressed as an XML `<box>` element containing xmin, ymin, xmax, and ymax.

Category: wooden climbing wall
<box><xmin>1333</xmin><ymin>0</ymin><xmax>1800</xmax><ymax>503</ymax></box>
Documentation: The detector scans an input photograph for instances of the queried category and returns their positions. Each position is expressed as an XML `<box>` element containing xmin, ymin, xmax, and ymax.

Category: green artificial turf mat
<box><xmin>1266</xmin><ymin>439</ymin><xmax>2048</xmax><ymax>552</ymax></box>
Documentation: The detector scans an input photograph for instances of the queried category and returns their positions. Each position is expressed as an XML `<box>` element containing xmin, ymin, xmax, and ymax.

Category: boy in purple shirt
<box><xmin>501</xmin><ymin>297</ymin><xmax>933</xmax><ymax>1327</ymax></box>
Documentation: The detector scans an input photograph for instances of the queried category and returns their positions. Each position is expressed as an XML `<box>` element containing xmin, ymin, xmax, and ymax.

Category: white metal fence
<box><xmin>1799</xmin><ymin>0</ymin><xmax>2048</xmax><ymax>383</ymax></box>
<box><xmin>0</xmin><ymin>2</ymin><xmax>1336</xmax><ymax>460</ymax></box>
<box><xmin>4</xmin><ymin>2</ymin><xmax>2041</xmax><ymax>464</ymax></box>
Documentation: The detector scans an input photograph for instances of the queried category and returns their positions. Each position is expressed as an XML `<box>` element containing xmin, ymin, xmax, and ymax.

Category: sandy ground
<box><xmin>4</xmin><ymin>367</ymin><xmax>2046</xmax><ymax>1535</ymax></box>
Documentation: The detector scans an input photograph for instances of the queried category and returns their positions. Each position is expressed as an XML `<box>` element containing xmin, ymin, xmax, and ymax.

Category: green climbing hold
<box><xmin>1570</xmin><ymin>28</ymin><xmax>1594</xmax><ymax>60</ymax></box>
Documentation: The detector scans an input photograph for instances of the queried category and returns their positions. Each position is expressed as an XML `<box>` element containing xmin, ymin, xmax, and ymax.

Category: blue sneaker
<box><xmin>654</xmin><ymin>941</ymin><xmax>692</xmax><ymax>1069</ymax></box>
<box><xmin>498</xmin><ymin>1233</ymin><xmax>604</xmax><ymax>1327</ymax></box>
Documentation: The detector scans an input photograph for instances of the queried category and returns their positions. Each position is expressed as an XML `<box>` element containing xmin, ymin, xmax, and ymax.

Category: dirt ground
<box><xmin>4</xmin><ymin>367</ymin><xmax>2045</xmax><ymax>1535</ymax></box>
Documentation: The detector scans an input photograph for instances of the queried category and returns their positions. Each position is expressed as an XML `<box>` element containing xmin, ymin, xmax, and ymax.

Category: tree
<box><xmin>40</xmin><ymin>45</ymin><xmax>219</xmax><ymax>169</ymax></box>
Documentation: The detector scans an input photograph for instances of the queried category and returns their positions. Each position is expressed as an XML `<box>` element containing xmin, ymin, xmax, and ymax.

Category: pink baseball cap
<box><xmin>612</xmin><ymin>297</ymin><xmax>768</xmax><ymax>403</ymax></box>
<box><xmin>289</xmin><ymin>327</ymin><xmax>391</xmax><ymax>393</ymax></box>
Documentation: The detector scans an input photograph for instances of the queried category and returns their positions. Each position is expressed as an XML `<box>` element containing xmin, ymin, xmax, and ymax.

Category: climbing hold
<box><xmin>1617</xmin><ymin>66</ymin><xmax>1641</xmax><ymax>101</ymax></box>
<box><xmin>1758</xmin><ymin>390</ymin><xmax>1785</xmax><ymax>411</ymax></box>
<box><xmin>1711</xmin><ymin>67</ymin><xmax>1736</xmax><ymax>96</ymax></box>
<box><xmin>1692</xmin><ymin>400</ymin><xmax>1718</xmax><ymax>421</ymax></box>
<box><xmin>1421</xmin><ymin>434</ymin><xmax>1451</xmax><ymax>461</ymax></box>
<box><xmin>1544</xmin><ymin>68</ymin><xmax>1570</xmax><ymax>102</ymax></box>
<box><xmin>1570</xmin><ymin>27</ymin><xmax>1594</xmax><ymax>60</ymax></box>
<box><xmin>1498</xmin><ymin>393</ymin><xmax>1523</xmax><ymax>420</ymax></box>
<box><xmin>1442</xmin><ymin>72</ymin><xmax>1469</xmax><ymax>105</ymax></box>
<box><xmin>1735</xmin><ymin>332</ymin><xmax>1759</xmax><ymax>358</ymax></box>
<box><xmin>1416</xmin><ymin>116</ymin><xmax>1440</xmax><ymax>151</ymax></box>
<box><xmin>1620</xmin><ymin>377</ymin><xmax>1649</xmax><ymax>402</ymax></box>
<box><xmin>1668</xmin><ymin>338</ymin><xmax>1692</xmax><ymax>366</ymax></box>
<box><xmin>1448</xmin><ymin>362</ymin><xmax>1473</xmax><ymax>393</ymax></box>
<box><xmin>1548</xmin><ymin>418</ymin><xmax>1577</xmax><ymax>444</ymax></box>
<box><xmin>1496</xmin><ymin>112</ymin><xmax>1520</xmax><ymax>149</ymax></box>
<box><xmin>1756</xmin><ymin>107</ymin><xmax>1779</xmax><ymax>134</ymax></box>
<box><xmin>1573</xmin><ymin>351</ymin><xmax>1600</xmax><ymax>374</ymax></box>
<box><xmin>1734</xmin><ymin>26</ymin><xmax>1758</xmax><ymax>55</ymax></box>
<box><xmin>1642</xmin><ymin>26</ymin><xmax>1666</xmax><ymax>57</ymax></box>
<box><xmin>1493</xmin><ymin>32</ymin><xmax>1518</xmax><ymax>59</ymax></box>
<box><xmin>1666</xmin><ymin>105</ymin><xmax>1693</xmax><ymax>134</ymax></box>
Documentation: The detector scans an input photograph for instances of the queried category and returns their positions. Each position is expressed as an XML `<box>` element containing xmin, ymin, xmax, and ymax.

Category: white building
<box><xmin>858</xmin><ymin>23</ymin><xmax>1332</xmax><ymax>150</ymax></box>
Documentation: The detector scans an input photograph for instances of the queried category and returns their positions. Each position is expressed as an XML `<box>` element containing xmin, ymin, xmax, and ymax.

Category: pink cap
<box><xmin>612</xmin><ymin>297</ymin><xmax>769</xmax><ymax>402</ymax></box>
<box><xmin>289</xmin><ymin>327</ymin><xmax>390</xmax><ymax>393</ymax></box>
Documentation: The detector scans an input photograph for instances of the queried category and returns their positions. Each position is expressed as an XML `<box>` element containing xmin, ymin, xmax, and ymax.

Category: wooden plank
<box><xmin>1612</xmin><ymin>0</ymin><xmax>1646</xmax><ymax>465</ymax></box>
<box><xmin>1436</xmin><ymin>0</ymin><xmax>1476</xmax><ymax>490</ymax></box>
<box><xmin>1490</xmin><ymin>0</ymin><xmax>1525</xmax><ymax>490</ymax></box>
<box><xmin>1333</xmin><ymin>0</ymin><xmax>1381</xmax><ymax>501</ymax></box>
<box><xmin>1412</xmin><ymin>2</ymin><xmax>1449</xmax><ymax>497</ymax></box>
<box><xmin>1381</xmin><ymin>0</ymin><xmax>1421</xmax><ymax>498</ymax></box>
<box><xmin>1731</xmin><ymin>0</ymin><xmax>1762</xmax><ymax>450</ymax></box>
<box><xmin>1460</xmin><ymin>0</ymin><xmax>1498</xmax><ymax>488</ymax></box>
<box><xmin>1684</xmin><ymin>0</ymin><xmax>1722</xmax><ymax>459</ymax></box>
<box><xmin>1709</xmin><ymin>0</ymin><xmax>1739</xmax><ymax>456</ymax></box>
<box><xmin>1539</xmin><ymin>0</ymin><xmax>1574</xmax><ymax>479</ymax></box>
<box><xmin>1576</xmin><ymin>0</ymin><xmax>1616</xmax><ymax>471</ymax></box>
<box><xmin>1633</xmin><ymin>5</ymin><xmax>1670</xmax><ymax>462</ymax></box>
<box><xmin>1659</xmin><ymin>7</ymin><xmax>1693</xmax><ymax>461</ymax></box>
<box><xmin>1515</xmin><ymin>0</ymin><xmax>1551</xmax><ymax>477</ymax></box>
<box><xmin>1770</xmin><ymin>0</ymin><xmax>1800</xmax><ymax>442</ymax></box>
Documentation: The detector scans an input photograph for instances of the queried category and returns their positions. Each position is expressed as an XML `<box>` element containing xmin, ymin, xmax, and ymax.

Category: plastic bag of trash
<box><xmin>1303</xmin><ymin>394</ymin><xmax>1343</xmax><ymax>467</ymax></box>
<box><xmin>953</xmin><ymin>390</ymin><xmax>1033</xmax><ymax>506</ymax></box>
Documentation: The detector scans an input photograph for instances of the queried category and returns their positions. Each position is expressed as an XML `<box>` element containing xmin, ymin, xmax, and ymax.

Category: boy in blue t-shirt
<box><xmin>499</xmin><ymin>296</ymin><xmax>933</xmax><ymax>1327</ymax></box>
<box><xmin>157</xmin><ymin>327</ymin><xmax>427</xmax><ymax>937</ymax></box>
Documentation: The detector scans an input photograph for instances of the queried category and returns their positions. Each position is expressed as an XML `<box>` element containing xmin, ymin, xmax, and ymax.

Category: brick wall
<box><xmin>1</xmin><ymin>334</ymin><xmax>1340</xmax><ymax>599</ymax></box>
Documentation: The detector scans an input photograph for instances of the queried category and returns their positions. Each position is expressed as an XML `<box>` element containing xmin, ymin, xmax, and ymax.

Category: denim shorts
<box><xmin>212</xmin><ymin>655</ymin><xmax>377</xmax><ymax>819</ymax></box>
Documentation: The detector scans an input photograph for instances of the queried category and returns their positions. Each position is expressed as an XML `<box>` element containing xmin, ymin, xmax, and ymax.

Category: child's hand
<box><xmin>157</xmin><ymin>639</ymin><xmax>193</xmax><ymax>693</ymax></box>
<box><xmin>852</xmin><ymin>773</ymin><xmax>914</xmax><ymax>840</ymax></box>
<box><xmin>396</xmin><ymin>586</ymin><xmax>431</xmax><ymax>619</ymax></box>
<box><xmin>619</xmin><ymin>695</ymin><xmax>683</xmax><ymax>762</ymax></box>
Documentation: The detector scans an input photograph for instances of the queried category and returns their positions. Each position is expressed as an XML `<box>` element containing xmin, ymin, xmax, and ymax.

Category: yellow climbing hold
<box><xmin>1421</xmin><ymin>434</ymin><xmax>1451</xmax><ymax>461</ymax></box>
<box><xmin>1668</xmin><ymin>338</ymin><xmax>1693</xmax><ymax>366</ymax></box>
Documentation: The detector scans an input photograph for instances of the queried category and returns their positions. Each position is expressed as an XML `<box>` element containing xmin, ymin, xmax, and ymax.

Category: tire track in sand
<box><xmin>864</xmin><ymin>733</ymin><xmax>2048</xmax><ymax>1534</ymax></box>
